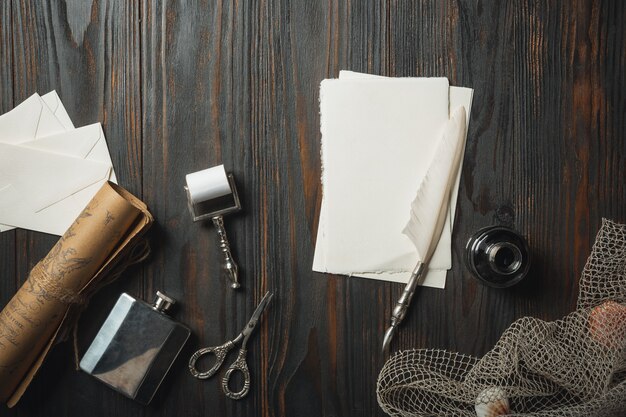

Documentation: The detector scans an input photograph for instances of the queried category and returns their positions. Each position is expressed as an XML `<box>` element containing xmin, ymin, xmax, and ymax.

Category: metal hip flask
<box><xmin>80</xmin><ymin>291</ymin><xmax>191</xmax><ymax>404</ymax></box>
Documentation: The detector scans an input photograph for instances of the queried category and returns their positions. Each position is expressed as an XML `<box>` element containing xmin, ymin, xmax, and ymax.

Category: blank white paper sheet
<box><xmin>313</xmin><ymin>71</ymin><xmax>473</xmax><ymax>288</ymax></box>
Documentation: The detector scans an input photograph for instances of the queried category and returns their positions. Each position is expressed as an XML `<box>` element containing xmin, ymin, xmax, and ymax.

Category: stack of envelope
<box><xmin>0</xmin><ymin>92</ymin><xmax>116</xmax><ymax>236</ymax></box>
<box><xmin>312</xmin><ymin>71</ymin><xmax>473</xmax><ymax>289</ymax></box>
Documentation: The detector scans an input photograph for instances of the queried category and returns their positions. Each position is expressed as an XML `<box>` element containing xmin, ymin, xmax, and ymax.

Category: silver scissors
<box><xmin>188</xmin><ymin>291</ymin><xmax>273</xmax><ymax>399</ymax></box>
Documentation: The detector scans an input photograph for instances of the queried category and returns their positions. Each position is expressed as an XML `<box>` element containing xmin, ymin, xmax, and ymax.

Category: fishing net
<box><xmin>377</xmin><ymin>218</ymin><xmax>626</xmax><ymax>417</ymax></box>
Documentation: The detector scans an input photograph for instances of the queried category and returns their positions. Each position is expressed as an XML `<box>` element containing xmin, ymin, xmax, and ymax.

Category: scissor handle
<box><xmin>189</xmin><ymin>340</ymin><xmax>235</xmax><ymax>379</ymax></box>
<box><xmin>221</xmin><ymin>348</ymin><xmax>251</xmax><ymax>400</ymax></box>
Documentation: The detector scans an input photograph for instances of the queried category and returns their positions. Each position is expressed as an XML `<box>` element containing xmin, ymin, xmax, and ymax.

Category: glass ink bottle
<box><xmin>465</xmin><ymin>226</ymin><xmax>531</xmax><ymax>288</ymax></box>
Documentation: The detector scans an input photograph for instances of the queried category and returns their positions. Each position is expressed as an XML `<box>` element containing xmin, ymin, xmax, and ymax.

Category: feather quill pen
<box><xmin>382</xmin><ymin>107</ymin><xmax>467</xmax><ymax>353</ymax></box>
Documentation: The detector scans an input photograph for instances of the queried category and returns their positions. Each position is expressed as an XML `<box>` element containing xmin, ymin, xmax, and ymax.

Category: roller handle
<box><xmin>212</xmin><ymin>215</ymin><xmax>240</xmax><ymax>289</ymax></box>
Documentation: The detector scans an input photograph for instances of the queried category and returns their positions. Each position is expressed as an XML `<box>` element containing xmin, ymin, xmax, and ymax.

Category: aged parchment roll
<box><xmin>0</xmin><ymin>182</ymin><xmax>153</xmax><ymax>406</ymax></box>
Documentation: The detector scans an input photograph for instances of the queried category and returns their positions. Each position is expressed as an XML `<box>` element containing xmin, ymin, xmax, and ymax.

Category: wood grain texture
<box><xmin>1</xmin><ymin>1</ymin><xmax>625</xmax><ymax>416</ymax></box>
<box><xmin>0</xmin><ymin>0</ymin><xmax>15</xmax><ymax>313</ymax></box>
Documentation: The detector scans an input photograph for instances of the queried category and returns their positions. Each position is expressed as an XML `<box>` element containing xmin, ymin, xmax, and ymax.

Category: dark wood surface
<box><xmin>1</xmin><ymin>1</ymin><xmax>625</xmax><ymax>416</ymax></box>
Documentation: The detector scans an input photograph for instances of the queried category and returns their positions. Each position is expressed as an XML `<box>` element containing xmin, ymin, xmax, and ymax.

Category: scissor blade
<box><xmin>241</xmin><ymin>291</ymin><xmax>273</xmax><ymax>339</ymax></box>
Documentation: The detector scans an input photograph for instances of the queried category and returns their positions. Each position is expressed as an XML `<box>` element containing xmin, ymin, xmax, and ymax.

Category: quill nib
<box><xmin>382</xmin><ymin>325</ymin><xmax>396</xmax><ymax>354</ymax></box>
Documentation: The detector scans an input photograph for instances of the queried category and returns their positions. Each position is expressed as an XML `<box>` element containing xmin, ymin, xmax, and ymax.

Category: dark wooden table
<box><xmin>1</xmin><ymin>1</ymin><xmax>625</xmax><ymax>416</ymax></box>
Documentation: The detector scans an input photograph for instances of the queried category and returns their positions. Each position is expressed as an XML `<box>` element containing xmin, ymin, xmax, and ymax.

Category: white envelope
<box><xmin>0</xmin><ymin>93</ymin><xmax>117</xmax><ymax>235</ymax></box>
<box><xmin>0</xmin><ymin>92</ymin><xmax>72</xmax><ymax>232</ymax></box>
<box><xmin>0</xmin><ymin>124</ymin><xmax>117</xmax><ymax>235</ymax></box>
<box><xmin>41</xmin><ymin>90</ymin><xmax>75</xmax><ymax>130</ymax></box>
<box><xmin>23</xmin><ymin>123</ymin><xmax>114</xmax><ymax>170</ymax></box>
<box><xmin>0</xmin><ymin>143</ymin><xmax>111</xmax><ymax>234</ymax></box>
<box><xmin>0</xmin><ymin>93</ymin><xmax>66</xmax><ymax>145</ymax></box>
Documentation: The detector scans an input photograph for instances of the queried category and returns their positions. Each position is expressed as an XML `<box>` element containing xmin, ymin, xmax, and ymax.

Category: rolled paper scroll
<box><xmin>0</xmin><ymin>182</ymin><xmax>153</xmax><ymax>406</ymax></box>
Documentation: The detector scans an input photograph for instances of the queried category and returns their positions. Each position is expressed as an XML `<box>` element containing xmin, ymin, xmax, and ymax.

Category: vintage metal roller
<box><xmin>184</xmin><ymin>165</ymin><xmax>242</xmax><ymax>289</ymax></box>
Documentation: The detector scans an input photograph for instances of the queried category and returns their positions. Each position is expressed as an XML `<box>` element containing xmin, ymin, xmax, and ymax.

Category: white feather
<box><xmin>402</xmin><ymin>107</ymin><xmax>467</xmax><ymax>263</ymax></box>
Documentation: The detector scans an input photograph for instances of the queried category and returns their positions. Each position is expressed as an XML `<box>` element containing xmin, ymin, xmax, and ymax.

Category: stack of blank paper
<box><xmin>0</xmin><ymin>92</ymin><xmax>116</xmax><ymax>236</ymax></box>
<box><xmin>313</xmin><ymin>71</ymin><xmax>473</xmax><ymax>288</ymax></box>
